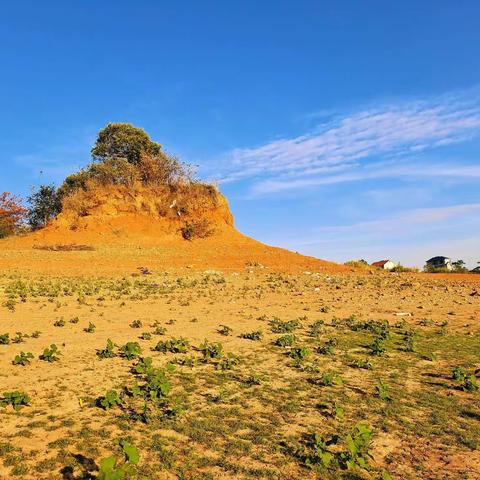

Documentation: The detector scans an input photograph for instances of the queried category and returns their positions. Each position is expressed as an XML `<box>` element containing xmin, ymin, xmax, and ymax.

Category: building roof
<box><xmin>427</xmin><ymin>256</ymin><xmax>451</xmax><ymax>263</ymax></box>
<box><xmin>372</xmin><ymin>260</ymin><xmax>393</xmax><ymax>267</ymax></box>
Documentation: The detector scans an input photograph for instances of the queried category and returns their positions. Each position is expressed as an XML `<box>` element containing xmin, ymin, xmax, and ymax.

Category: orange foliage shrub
<box><xmin>0</xmin><ymin>192</ymin><xmax>26</xmax><ymax>238</ymax></box>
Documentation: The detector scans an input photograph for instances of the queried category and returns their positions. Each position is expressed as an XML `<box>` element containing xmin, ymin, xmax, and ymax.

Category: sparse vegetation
<box><xmin>97</xmin><ymin>339</ymin><xmax>116</xmax><ymax>358</ymax></box>
<box><xmin>241</xmin><ymin>330</ymin><xmax>263</xmax><ymax>341</ymax></box>
<box><xmin>12</xmin><ymin>352</ymin><xmax>34</xmax><ymax>366</ymax></box>
<box><xmin>153</xmin><ymin>337</ymin><xmax>189</xmax><ymax>353</ymax></box>
<box><xmin>217</xmin><ymin>324</ymin><xmax>232</xmax><ymax>336</ymax></box>
<box><xmin>0</xmin><ymin>224</ymin><xmax>479</xmax><ymax>479</ymax></box>
<box><xmin>0</xmin><ymin>391</ymin><xmax>31</xmax><ymax>411</ymax></box>
<box><xmin>344</xmin><ymin>259</ymin><xmax>370</xmax><ymax>268</ymax></box>
<box><xmin>119</xmin><ymin>342</ymin><xmax>142</xmax><ymax>360</ymax></box>
<box><xmin>39</xmin><ymin>344</ymin><xmax>60</xmax><ymax>362</ymax></box>
<box><xmin>181</xmin><ymin>219</ymin><xmax>214</xmax><ymax>240</ymax></box>
<box><xmin>199</xmin><ymin>340</ymin><xmax>223</xmax><ymax>361</ymax></box>
<box><xmin>98</xmin><ymin>390</ymin><xmax>123</xmax><ymax>410</ymax></box>
<box><xmin>97</xmin><ymin>440</ymin><xmax>141</xmax><ymax>480</ymax></box>
<box><xmin>0</xmin><ymin>333</ymin><xmax>10</xmax><ymax>345</ymax></box>
<box><xmin>84</xmin><ymin>321</ymin><xmax>96</xmax><ymax>333</ymax></box>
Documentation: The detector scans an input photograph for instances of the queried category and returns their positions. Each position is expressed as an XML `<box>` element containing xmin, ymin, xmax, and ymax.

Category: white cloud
<box><xmin>251</xmin><ymin>162</ymin><xmax>480</xmax><ymax>194</ymax></box>
<box><xmin>310</xmin><ymin>203</ymin><xmax>480</xmax><ymax>236</ymax></box>
<box><xmin>218</xmin><ymin>89</ymin><xmax>480</xmax><ymax>194</ymax></box>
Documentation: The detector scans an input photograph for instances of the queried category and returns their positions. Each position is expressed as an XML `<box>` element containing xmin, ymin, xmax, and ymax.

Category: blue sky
<box><xmin>1</xmin><ymin>1</ymin><xmax>479</xmax><ymax>268</ymax></box>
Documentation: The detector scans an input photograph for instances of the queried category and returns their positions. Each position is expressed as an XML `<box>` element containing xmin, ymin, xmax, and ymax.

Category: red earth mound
<box><xmin>0</xmin><ymin>185</ymin><xmax>345</xmax><ymax>275</ymax></box>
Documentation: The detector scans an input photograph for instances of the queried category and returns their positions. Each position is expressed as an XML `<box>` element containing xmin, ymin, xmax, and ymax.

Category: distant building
<box><xmin>426</xmin><ymin>256</ymin><xmax>453</xmax><ymax>271</ymax></box>
<box><xmin>372</xmin><ymin>259</ymin><xmax>397</xmax><ymax>271</ymax></box>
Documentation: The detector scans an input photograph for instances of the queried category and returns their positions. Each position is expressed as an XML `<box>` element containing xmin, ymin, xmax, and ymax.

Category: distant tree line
<box><xmin>343</xmin><ymin>258</ymin><xmax>479</xmax><ymax>274</ymax></box>
<box><xmin>423</xmin><ymin>259</ymin><xmax>473</xmax><ymax>273</ymax></box>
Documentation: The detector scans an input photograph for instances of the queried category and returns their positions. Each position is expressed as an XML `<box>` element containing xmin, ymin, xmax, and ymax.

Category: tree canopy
<box><xmin>27</xmin><ymin>185</ymin><xmax>61</xmax><ymax>230</ymax></box>
<box><xmin>91</xmin><ymin>123</ymin><xmax>162</xmax><ymax>165</ymax></box>
<box><xmin>59</xmin><ymin>123</ymin><xmax>191</xmax><ymax>198</ymax></box>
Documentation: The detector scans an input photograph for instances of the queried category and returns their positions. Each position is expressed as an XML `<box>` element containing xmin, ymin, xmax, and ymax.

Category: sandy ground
<box><xmin>0</xmin><ymin>243</ymin><xmax>479</xmax><ymax>480</ymax></box>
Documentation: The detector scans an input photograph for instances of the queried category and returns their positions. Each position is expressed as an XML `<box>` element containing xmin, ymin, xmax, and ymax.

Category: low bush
<box><xmin>452</xmin><ymin>366</ymin><xmax>479</xmax><ymax>392</ymax></box>
<box><xmin>289</xmin><ymin>347</ymin><xmax>310</xmax><ymax>361</ymax></box>
<box><xmin>120</xmin><ymin>342</ymin><xmax>142</xmax><ymax>360</ymax></box>
<box><xmin>270</xmin><ymin>318</ymin><xmax>300</xmax><ymax>333</ymax></box>
<box><xmin>40</xmin><ymin>344</ymin><xmax>61</xmax><ymax>362</ymax></box>
<box><xmin>344</xmin><ymin>259</ymin><xmax>371</xmax><ymax>269</ymax></box>
<box><xmin>181</xmin><ymin>219</ymin><xmax>214</xmax><ymax>240</ymax></box>
<box><xmin>218</xmin><ymin>325</ymin><xmax>232</xmax><ymax>336</ymax></box>
<box><xmin>376</xmin><ymin>380</ymin><xmax>392</xmax><ymax>401</ymax></box>
<box><xmin>97</xmin><ymin>440</ymin><xmax>141</xmax><ymax>480</ymax></box>
<box><xmin>241</xmin><ymin>330</ymin><xmax>263</xmax><ymax>341</ymax></box>
<box><xmin>217</xmin><ymin>353</ymin><xmax>240</xmax><ymax>371</ymax></box>
<box><xmin>199</xmin><ymin>340</ymin><xmax>223</xmax><ymax>362</ymax></box>
<box><xmin>275</xmin><ymin>334</ymin><xmax>296</xmax><ymax>347</ymax></box>
<box><xmin>97</xmin><ymin>339</ymin><xmax>116</xmax><ymax>359</ymax></box>
<box><xmin>12</xmin><ymin>352</ymin><xmax>34</xmax><ymax>366</ymax></box>
<box><xmin>301</xmin><ymin>423</ymin><xmax>375</xmax><ymax>472</ymax></box>
<box><xmin>98</xmin><ymin>390</ymin><xmax>123</xmax><ymax>410</ymax></box>
<box><xmin>0</xmin><ymin>192</ymin><xmax>26</xmax><ymax>238</ymax></box>
<box><xmin>0</xmin><ymin>391</ymin><xmax>31</xmax><ymax>411</ymax></box>
<box><xmin>84</xmin><ymin>322</ymin><xmax>96</xmax><ymax>333</ymax></box>
<box><xmin>153</xmin><ymin>338</ymin><xmax>189</xmax><ymax>354</ymax></box>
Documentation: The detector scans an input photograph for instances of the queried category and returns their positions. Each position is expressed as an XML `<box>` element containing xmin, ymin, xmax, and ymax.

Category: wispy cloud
<box><xmin>218</xmin><ymin>88</ymin><xmax>480</xmax><ymax>194</ymax></box>
<box><xmin>251</xmin><ymin>161</ymin><xmax>480</xmax><ymax>194</ymax></box>
<box><xmin>310</xmin><ymin>203</ymin><xmax>480</xmax><ymax>238</ymax></box>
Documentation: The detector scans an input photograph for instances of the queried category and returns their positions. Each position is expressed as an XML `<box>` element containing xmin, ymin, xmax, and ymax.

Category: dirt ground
<box><xmin>0</xmin><ymin>244</ymin><xmax>479</xmax><ymax>480</ymax></box>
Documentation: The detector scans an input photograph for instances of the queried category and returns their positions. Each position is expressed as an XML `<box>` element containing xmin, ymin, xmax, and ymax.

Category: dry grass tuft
<box><xmin>33</xmin><ymin>244</ymin><xmax>95</xmax><ymax>252</ymax></box>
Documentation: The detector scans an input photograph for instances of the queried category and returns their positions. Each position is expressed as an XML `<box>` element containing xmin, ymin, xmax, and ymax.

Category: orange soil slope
<box><xmin>0</xmin><ymin>186</ymin><xmax>345</xmax><ymax>276</ymax></box>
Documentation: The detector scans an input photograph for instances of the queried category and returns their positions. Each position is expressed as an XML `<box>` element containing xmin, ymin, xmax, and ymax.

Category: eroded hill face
<box><xmin>55</xmin><ymin>183</ymin><xmax>234</xmax><ymax>237</ymax></box>
<box><xmin>11</xmin><ymin>182</ymin><xmax>235</xmax><ymax>246</ymax></box>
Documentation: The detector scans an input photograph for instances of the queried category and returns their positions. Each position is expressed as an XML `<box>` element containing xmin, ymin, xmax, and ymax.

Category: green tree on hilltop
<box><xmin>91</xmin><ymin>123</ymin><xmax>162</xmax><ymax>165</ymax></box>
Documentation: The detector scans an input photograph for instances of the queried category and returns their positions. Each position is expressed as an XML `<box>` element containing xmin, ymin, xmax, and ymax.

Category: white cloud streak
<box><xmin>219</xmin><ymin>89</ymin><xmax>480</xmax><ymax>194</ymax></box>
<box><xmin>310</xmin><ymin>203</ymin><xmax>480</xmax><ymax>237</ymax></box>
<box><xmin>252</xmin><ymin>162</ymin><xmax>480</xmax><ymax>194</ymax></box>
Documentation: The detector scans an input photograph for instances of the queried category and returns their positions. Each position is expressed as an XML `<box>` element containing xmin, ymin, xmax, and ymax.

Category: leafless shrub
<box><xmin>181</xmin><ymin>220</ymin><xmax>214</xmax><ymax>240</ymax></box>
